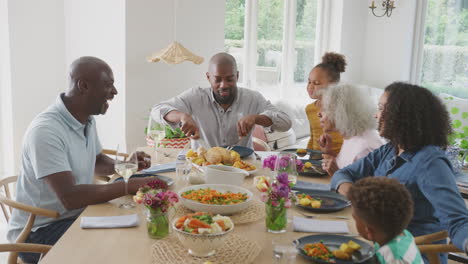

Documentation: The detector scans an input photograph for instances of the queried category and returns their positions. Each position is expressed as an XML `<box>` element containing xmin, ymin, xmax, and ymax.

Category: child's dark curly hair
<box><xmin>315</xmin><ymin>52</ymin><xmax>347</xmax><ymax>82</ymax></box>
<box><xmin>381</xmin><ymin>82</ymin><xmax>452</xmax><ymax>152</ymax></box>
<box><xmin>347</xmin><ymin>177</ymin><xmax>414</xmax><ymax>241</ymax></box>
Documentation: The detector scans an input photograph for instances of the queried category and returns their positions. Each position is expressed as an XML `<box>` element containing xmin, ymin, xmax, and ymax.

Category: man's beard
<box><xmin>213</xmin><ymin>88</ymin><xmax>236</xmax><ymax>105</ymax></box>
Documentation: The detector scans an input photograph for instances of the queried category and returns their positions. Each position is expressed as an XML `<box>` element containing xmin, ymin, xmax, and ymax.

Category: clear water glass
<box><xmin>274</xmin><ymin>152</ymin><xmax>298</xmax><ymax>185</ymax></box>
<box><xmin>176</xmin><ymin>154</ymin><xmax>191</xmax><ymax>187</ymax></box>
<box><xmin>272</xmin><ymin>239</ymin><xmax>297</xmax><ymax>264</ymax></box>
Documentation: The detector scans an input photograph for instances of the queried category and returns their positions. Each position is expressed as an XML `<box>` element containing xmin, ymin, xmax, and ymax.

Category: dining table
<box><xmin>38</xmin><ymin>147</ymin><xmax>365</xmax><ymax>264</ymax></box>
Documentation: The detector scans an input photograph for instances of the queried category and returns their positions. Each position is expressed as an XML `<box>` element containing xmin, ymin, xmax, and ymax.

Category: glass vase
<box><xmin>265</xmin><ymin>203</ymin><xmax>287</xmax><ymax>233</ymax></box>
<box><xmin>146</xmin><ymin>209</ymin><xmax>170</xmax><ymax>239</ymax></box>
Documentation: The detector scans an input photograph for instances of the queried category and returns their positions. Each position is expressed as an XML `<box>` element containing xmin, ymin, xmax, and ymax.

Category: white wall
<box><xmin>0</xmin><ymin>0</ymin><xmax>14</xmax><ymax>177</ymax></box>
<box><xmin>64</xmin><ymin>0</ymin><xmax>127</xmax><ymax>151</ymax></box>
<box><xmin>125</xmin><ymin>0</ymin><xmax>226</xmax><ymax>150</ymax></box>
<box><xmin>7</xmin><ymin>0</ymin><xmax>67</xmax><ymax>173</ymax></box>
<box><xmin>339</xmin><ymin>0</ymin><xmax>368</xmax><ymax>84</ymax></box>
<box><xmin>361</xmin><ymin>0</ymin><xmax>418</xmax><ymax>89</ymax></box>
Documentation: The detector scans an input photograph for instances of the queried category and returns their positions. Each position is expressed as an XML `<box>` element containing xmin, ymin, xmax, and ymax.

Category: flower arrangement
<box><xmin>133</xmin><ymin>179</ymin><xmax>179</xmax><ymax>239</ymax></box>
<box><xmin>263</xmin><ymin>154</ymin><xmax>304</xmax><ymax>172</ymax></box>
<box><xmin>255</xmin><ymin>173</ymin><xmax>296</xmax><ymax>233</ymax></box>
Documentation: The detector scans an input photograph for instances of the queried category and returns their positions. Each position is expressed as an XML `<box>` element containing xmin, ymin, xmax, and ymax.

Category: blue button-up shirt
<box><xmin>331</xmin><ymin>143</ymin><xmax>468</xmax><ymax>258</ymax></box>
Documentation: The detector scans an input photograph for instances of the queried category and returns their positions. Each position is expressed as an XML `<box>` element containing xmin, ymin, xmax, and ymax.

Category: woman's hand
<box><xmin>321</xmin><ymin>154</ymin><xmax>339</xmax><ymax>176</ymax></box>
<box><xmin>318</xmin><ymin>133</ymin><xmax>334</xmax><ymax>155</ymax></box>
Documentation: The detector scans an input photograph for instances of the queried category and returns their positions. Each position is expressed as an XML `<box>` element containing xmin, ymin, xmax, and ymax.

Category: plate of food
<box><xmin>177</xmin><ymin>184</ymin><xmax>253</xmax><ymax>215</ymax></box>
<box><xmin>295</xmin><ymin>190</ymin><xmax>351</xmax><ymax>213</ymax></box>
<box><xmin>295</xmin><ymin>234</ymin><xmax>375</xmax><ymax>264</ymax></box>
<box><xmin>298</xmin><ymin>160</ymin><xmax>327</xmax><ymax>176</ymax></box>
<box><xmin>187</xmin><ymin>147</ymin><xmax>257</xmax><ymax>174</ymax></box>
<box><xmin>282</xmin><ymin>148</ymin><xmax>323</xmax><ymax>160</ymax></box>
<box><xmin>114</xmin><ymin>173</ymin><xmax>174</xmax><ymax>186</ymax></box>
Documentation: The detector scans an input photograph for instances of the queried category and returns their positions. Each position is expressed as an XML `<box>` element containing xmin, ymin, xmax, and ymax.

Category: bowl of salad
<box><xmin>172</xmin><ymin>212</ymin><xmax>234</xmax><ymax>257</ymax></box>
<box><xmin>178</xmin><ymin>184</ymin><xmax>253</xmax><ymax>215</ymax></box>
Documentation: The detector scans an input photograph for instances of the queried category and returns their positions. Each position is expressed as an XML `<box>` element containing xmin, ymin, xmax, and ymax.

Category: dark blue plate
<box><xmin>222</xmin><ymin>145</ymin><xmax>254</xmax><ymax>158</ymax></box>
<box><xmin>282</xmin><ymin>148</ymin><xmax>323</xmax><ymax>160</ymax></box>
<box><xmin>295</xmin><ymin>190</ymin><xmax>351</xmax><ymax>213</ymax></box>
<box><xmin>299</xmin><ymin>159</ymin><xmax>327</xmax><ymax>177</ymax></box>
<box><xmin>295</xmin><ymin>234</ymin><xmax>375</xmax><ymax>264</ymax></box>
<box><xmin>114</xmin><ymin>173</ymin><xmax>174</xmax><ymax>186</ymax></box>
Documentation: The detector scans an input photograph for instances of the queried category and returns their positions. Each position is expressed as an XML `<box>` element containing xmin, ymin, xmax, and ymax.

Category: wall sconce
<box><xmin>369</xmin><ymin>0</ymin><xmax>395</xmax><ymax>17</ymax></box>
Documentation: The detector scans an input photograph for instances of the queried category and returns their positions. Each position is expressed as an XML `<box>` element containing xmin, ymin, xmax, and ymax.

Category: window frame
<box><xmin>233</xmin><ymin>0</ymin><xmax>325</xmax><ymax>99</ymax></box>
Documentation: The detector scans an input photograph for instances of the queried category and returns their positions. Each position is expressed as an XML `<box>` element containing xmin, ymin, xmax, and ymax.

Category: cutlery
<box><xmin>226</xmin><ymin>137</ymin><xmax>243</xmax><ymax>151</ymax></box>
<box><xmin>254</xmin><ymin>152</ymin><xmax>262</xmax><ymax>161</ymax></box>
<box><xmin>298</xmin><ymin>211</ymin><xmax>349</xmax><ymax>220</ymax></box>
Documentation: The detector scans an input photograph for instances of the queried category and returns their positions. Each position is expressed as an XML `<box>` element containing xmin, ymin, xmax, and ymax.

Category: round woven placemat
<box><xmin>151</xmin><ymin>234</ymin><xmax>261</xmax><ymax>264</ymax></box>
<box><xmin>175</xmin><ymin>199</ymin><xmax>265</xmax><ymax>224</ymax></box>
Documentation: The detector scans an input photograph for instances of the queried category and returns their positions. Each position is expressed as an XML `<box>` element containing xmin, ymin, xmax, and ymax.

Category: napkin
<box><xmin>293</xmin><ymin>217</ymin><xmax>349</xmax><ymax>233</ymax></box>
<box><xmin>292</xmin><ymin>181</ymin><xmax>330</xmax><ymax>191</ymax></box>
<box><xmin>80</xmin><ymin>214</ymin><xmax>139</xmax><ymax>229</ymax></box>
<box><xmin>140</xmin><ymin>162</ymin><xmax>176</xmax><ymax>174</ymax></box>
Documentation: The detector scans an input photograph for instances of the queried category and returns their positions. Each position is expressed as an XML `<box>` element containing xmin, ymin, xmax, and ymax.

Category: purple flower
<box><xmin>263</xmin><ymin>155</ymin><xmax>277</xmax><ymax>170</ymax></box>
<box><xmin>279</xmin><ymin>157</ymin><xmax>289</xmax><ymax>168</ymax></box>
<box><xmin>276</xmin><ymin>172</ymin><xmax>289</xmax><ymax>185</ymax></box>
<box><xmin>276</xmin><ymin>185</ymin><xmax>290</xmax><ymax>198</ymax></box>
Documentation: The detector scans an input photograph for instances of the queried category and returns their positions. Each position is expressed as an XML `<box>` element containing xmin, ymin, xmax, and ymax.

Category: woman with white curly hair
<box><xmin>318</xmin><ymin>83</ymin><xmax>385</xmax><ymax>176</ymax></box>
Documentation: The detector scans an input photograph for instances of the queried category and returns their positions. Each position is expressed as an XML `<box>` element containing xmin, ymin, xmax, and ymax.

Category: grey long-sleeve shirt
<box><xmin>151</xmin><ymin>87</ymin><xmax>292</xmax><ymax>149</ymax></box>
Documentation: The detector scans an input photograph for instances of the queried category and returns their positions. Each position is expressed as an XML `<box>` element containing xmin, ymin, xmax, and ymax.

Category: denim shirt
<box><xmin>331</xmin><ymin>143</ymin><xmax>468</xmax><ymax>256</ymax></box>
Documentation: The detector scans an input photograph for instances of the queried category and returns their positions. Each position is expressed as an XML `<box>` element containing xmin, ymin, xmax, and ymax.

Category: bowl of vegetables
<box><xmin>177</xmin><ymin>184</ymin><xmax>253</xmax><ymax>215</ymax></box>
<box><xmin>172</xmin><ymin>212</ymin><xmax>234</xmax><ymax>257</ymax></box>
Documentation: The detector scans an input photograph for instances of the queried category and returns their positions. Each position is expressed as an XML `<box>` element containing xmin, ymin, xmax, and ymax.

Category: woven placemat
<box><xmin>151</xmin><ymin>234</ymin><xmax>261</xmax><ymax>264</ymax></box>
<box><xmin>176</xmin><ymin>199</ymin><xmax>265</xmax><ymax>224</ymax></box>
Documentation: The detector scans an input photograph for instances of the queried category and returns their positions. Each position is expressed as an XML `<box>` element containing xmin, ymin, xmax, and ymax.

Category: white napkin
<box><xmin>80</xmin><ymin>214</ymin><xmax>139</xmax><ymax>229</ymax></box>
<box><xmin>293</xmin><ymin>216</ymin><xmax>349</xmax><ymax>233</ymax></box>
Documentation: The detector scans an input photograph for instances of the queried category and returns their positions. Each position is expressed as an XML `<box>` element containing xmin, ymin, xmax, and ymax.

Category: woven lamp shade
<box><xmin>147</xmin><ymin>41</ymin><xmax>204</xmax><ymax>65</ymax></box>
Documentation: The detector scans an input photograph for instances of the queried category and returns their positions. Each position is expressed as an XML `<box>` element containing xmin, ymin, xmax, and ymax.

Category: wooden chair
<box><xmin>0</xmin><ymin>243</ymin><xmax>51</xmax><ymax>263</ymax></box>
<box><xmin>0</xmin><ymin>176</ymin><xmax>60</xmax><ymax>264</ymax></box>
<box><xmin>415</xmin><ymin>230</ymin><xmax>465</xmax><ymax>264</ymax></box>
<box><xmin>96</xmin><ymin>149</ymin><xmax>130</xmax><ymax>183</ymax></box>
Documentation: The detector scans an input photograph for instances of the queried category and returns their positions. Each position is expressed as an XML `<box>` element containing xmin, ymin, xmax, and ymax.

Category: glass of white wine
<box><xmin>114</xmin><ymin>146</ymin><xmax>138</xmax><ymax>209</ymax></box>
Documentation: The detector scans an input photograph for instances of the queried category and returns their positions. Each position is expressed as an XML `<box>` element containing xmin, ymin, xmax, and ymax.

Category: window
<box><xmin>421</xmin><ymin>0</ymin><xmax>468</xmax><ymax>98</ymax></box>
<box><xmin>224</xmin><ymin>0</ymin><xmax>319</xmax><ymax>101</ymax></box>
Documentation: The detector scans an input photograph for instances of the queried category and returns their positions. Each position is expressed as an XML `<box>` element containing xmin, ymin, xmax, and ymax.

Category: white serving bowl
<box><xmin>172</xmin><ymin>218</ymin><xmax>234</xmax><ymax>257</ymax></box>
<box><xmin>177</xmin><ymin>184</ymin><xmax>253</xmax><ymax>215</ymax></box>
<box><xmin>204</xmin><ymin>165</ymin><xmax>249</xmax><ymax>186</ymax></box>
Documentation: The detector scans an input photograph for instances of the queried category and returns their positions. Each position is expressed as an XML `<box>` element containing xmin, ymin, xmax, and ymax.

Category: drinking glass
<box><xmin>272</xmin><ymin>238</ymin><xmax>297</xmax><ymax>264</ymax></box>
<box><xmin>114</xmin><ymin>146</ymin><xmax>138</xmax><ymax>209</ymax></box>
<box><xmin>273</xmin><ymin>152</ymin><xmax>298</xmax><ymax>185</ymax></box>
<box><xmin>175</xmin><ymin>154</ymin><xmax>191</xmax><ymax>189</ymax></box>
<box><xmin>150</xmin><ymin>124</ymin><xmax>166</xmax><ymax>163</ymax></box>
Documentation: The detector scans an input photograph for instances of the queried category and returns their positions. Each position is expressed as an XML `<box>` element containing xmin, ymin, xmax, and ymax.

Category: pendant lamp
<box><xmin>147</xmin><ymin>0</ymin><xmax>204</xmax><ymax>65</ymax></box>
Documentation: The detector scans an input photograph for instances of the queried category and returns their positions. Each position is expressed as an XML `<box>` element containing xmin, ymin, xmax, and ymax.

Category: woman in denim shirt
<box><xmin>331</xmin><ymin>82</ymin><xmax>468</xmax><ymax>264</ymax></box>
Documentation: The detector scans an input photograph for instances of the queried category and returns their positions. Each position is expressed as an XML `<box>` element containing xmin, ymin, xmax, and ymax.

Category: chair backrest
<box><xmin>102</xmin><ymin>149</ymin><xmax>129</xmax><ymax>160</ymax></box>
<box><xmin>0</xmin><ymin>177</ymin><xmax>59</xmax><ymax>264</ymax></box>
<box><xmin>0</xmin><ymin>243</ymin><xmax>51</xmax><ymax>264</ymax></box>
<box><xmin>415</xmin><ymin>230</ymin><xmax>463</xmax><ymax>264</ymax></box>
<box><xmin>0</xmin><ymin>176</ymin><xmax>18</xmax><ymax>223</ymax></box>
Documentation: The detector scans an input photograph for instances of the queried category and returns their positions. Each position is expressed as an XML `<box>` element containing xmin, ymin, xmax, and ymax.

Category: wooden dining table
<box><xmin>39</xmin><ymin>147</ymin><xmax>362</xmax><ymax>264</ymax></box>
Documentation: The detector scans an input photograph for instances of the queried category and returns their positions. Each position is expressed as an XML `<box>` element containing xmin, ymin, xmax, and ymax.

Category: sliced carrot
<box><xmin>188</xmin><ymin>219</ymin><xmax>211</xmax><ymax>229</ymax></box>
<box><xmin>216</xmin><ymin>220</ymin><xmax>226</xmax><ymax>230</ymax></box>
